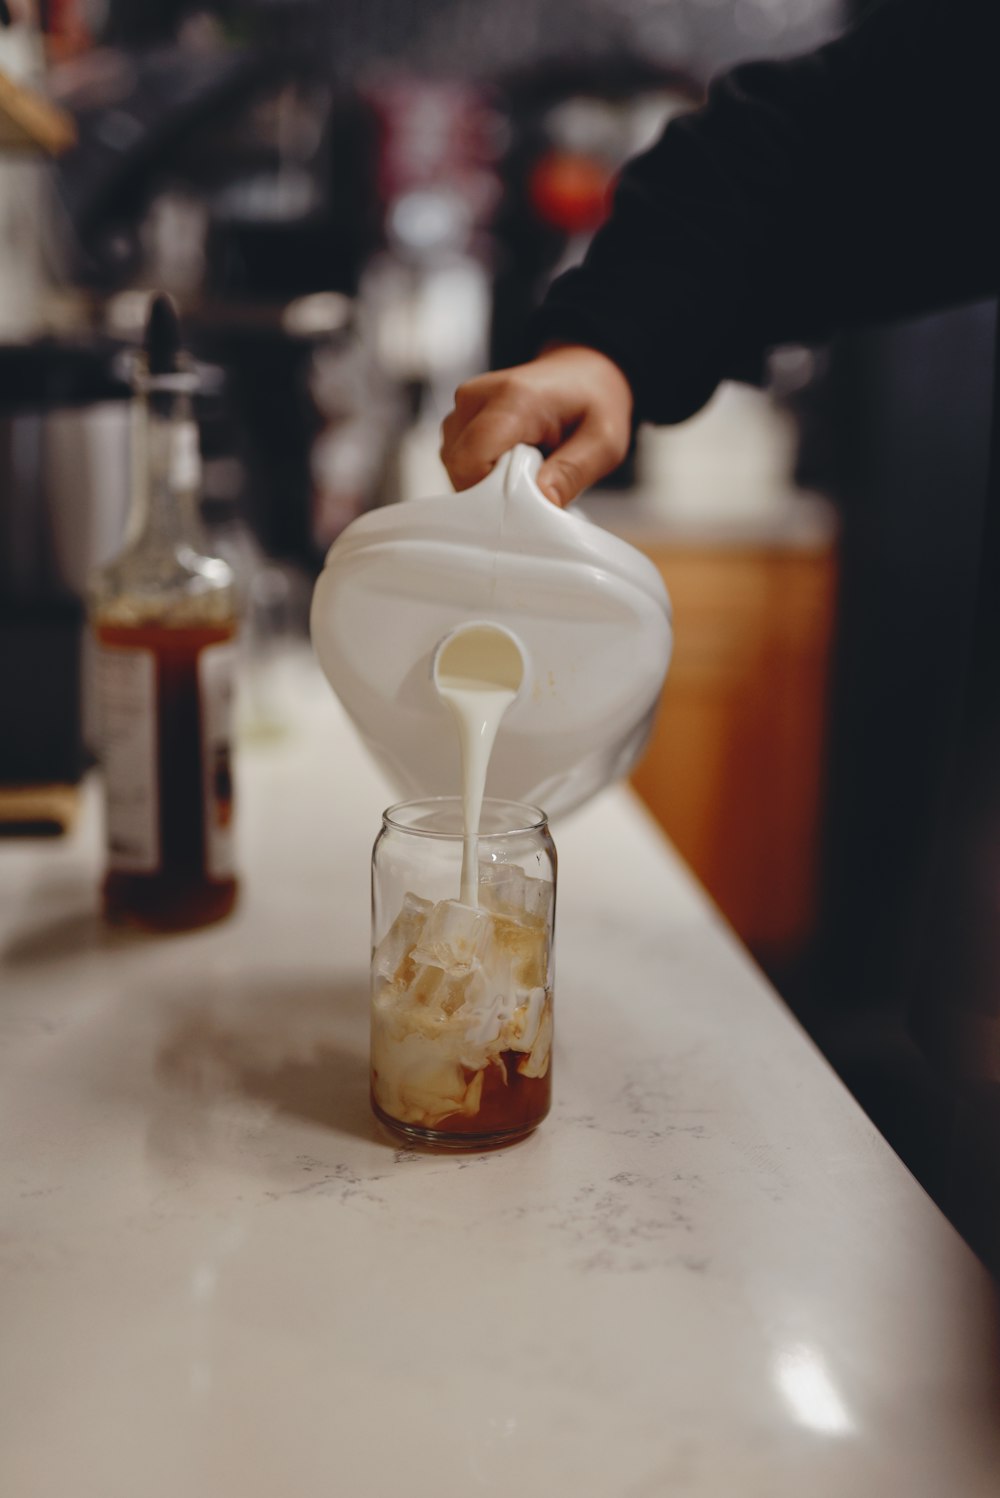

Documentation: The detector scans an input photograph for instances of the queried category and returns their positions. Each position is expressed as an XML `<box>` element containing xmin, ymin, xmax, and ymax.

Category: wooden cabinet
<box><xmin>624</xmin><ymin>525</ymin><xmax>838</xmax><ymax>965</ymax></box>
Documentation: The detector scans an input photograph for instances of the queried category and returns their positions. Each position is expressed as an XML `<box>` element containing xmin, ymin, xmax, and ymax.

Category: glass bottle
<box><xmin>371</xmin><ymin>797</ymin><xmax>556</xmax><ymax>1148</ymax></box>
<box><xmin>88</xmin><ymin>295</ymin><xmax>238</xmax><ymax>930</ymax></box>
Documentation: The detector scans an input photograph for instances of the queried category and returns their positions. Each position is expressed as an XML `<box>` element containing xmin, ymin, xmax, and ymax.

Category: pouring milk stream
<box><xmin>432</xmin><ymin>623</ymin><xmax>525</xmax><ymax>905</ymax></box>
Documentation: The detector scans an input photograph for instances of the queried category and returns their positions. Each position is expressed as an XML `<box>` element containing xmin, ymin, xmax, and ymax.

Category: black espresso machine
<box><xmin>0</xmin><ymin>339</ymin><xmax>132</xmax><ymax>800</ymax></box>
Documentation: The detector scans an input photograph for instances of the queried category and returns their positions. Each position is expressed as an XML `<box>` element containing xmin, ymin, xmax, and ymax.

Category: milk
<box><xmin>433</xmin><ymin>623</ymin><xmax>525</xmax><ymax>905</ymax></box>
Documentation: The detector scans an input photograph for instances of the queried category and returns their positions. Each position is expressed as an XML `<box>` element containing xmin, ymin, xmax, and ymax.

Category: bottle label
<box><xmin>199</xmin><ymin>640</ymin><xmax>237</xmax><ymax>880</ymax></box>
<box><xmin>96</xmin><ymin>644</ymin><xmax>160</xmax><ymax>872</ymax></box>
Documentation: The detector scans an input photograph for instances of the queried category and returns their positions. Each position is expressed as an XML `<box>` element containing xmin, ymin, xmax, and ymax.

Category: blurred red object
<box><xmin>527</xmin><ymin>150</ymin><xmax>614</xmax><ymax>235</ymax></box>
<box><xmin>42</xmin><ymin>0</ymin><xmax>93</xmax><ymax>62</ymax></box>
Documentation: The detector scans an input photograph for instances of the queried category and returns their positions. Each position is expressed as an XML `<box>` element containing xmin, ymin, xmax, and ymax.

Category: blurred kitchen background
<box><xmin>2</xmin><ymin>0</ymin><xmax>995</xmax><ymax>1219</ymax></box>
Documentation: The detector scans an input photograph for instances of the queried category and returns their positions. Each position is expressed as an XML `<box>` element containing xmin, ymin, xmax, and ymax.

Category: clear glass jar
<box><xmin>371</xmin><ymin>797</ymin><xmax>556</xmax><ymax>1149</ymax></box>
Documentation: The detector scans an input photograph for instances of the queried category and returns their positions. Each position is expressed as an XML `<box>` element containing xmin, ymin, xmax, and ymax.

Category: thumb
<box><xmin>536</xmin><ymin>416</ymin><xmax>624</xmax><ymax>507</ymax></box>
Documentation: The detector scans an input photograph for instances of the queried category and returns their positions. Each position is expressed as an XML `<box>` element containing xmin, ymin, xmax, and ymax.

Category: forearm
<box><xmin>534</xmin><ymin>0</ymin><xmax>998</xmax><ymax>423</ymax></box>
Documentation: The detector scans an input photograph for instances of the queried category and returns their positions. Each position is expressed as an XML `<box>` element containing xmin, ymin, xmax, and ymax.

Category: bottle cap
<box><xmin>144</xmin><ymin>294</ymin><xmax>182</xmax><ymax>376</ymax></box>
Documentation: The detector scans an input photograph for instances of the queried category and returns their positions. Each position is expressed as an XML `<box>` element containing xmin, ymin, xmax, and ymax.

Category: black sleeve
<box><xmin>532</xmin><ymin>0</ymin><xmax>999</xmax><ymax>423</ymax></box>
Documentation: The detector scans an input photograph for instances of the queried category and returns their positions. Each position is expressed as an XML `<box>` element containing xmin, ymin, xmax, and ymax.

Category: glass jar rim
<box><xmin>382</xmin><ymin>796</ymin><xmax>547</xmax><ymax>840</ymax></box>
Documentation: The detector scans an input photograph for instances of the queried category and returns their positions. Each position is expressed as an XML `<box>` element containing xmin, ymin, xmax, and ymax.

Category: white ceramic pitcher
<box><xmin>310</xmin><ymin>444</ymin><xmax>672</xmax><ymax>818</ymax></box>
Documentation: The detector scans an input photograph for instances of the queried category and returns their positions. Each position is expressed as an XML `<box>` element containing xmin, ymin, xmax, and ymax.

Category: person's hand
<box><xmin>441</xmin><ymin>344</ymin><xmax>633</xmax><ymax>507</ymax></box>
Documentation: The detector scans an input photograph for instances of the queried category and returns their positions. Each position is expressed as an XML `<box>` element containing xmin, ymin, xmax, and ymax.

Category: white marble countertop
<box><xmin>2</xmin><ymin>660</ymin><xmax>998</xmax><ymax>1497</ymax></box>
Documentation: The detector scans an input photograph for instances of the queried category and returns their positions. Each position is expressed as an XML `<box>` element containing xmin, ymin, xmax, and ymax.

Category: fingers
<box><xmin>442</xmin><ymin>377</ymin><xmax>559</xmax><ymax>491</ymax></box>
<box><xmin>536</xmin><ymin>413</ymin><xmax>629</xmax><ymax>507</ymax></box>
<box><xmin>441</xmin><ymin>349</ymin><xmax>632</xmax><ymax>501</ymax></box>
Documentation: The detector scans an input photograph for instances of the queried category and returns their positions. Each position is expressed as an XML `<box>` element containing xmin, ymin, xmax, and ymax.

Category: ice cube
<box><xmin>412</xmin><ymin>899</ymin><xmax>493</xmax><ymax>976</ymax></box>
<box><xmin>409</xmin><ymin>962</ymin><xmax>470</xmax><ymax>1016</ymax></box>
<box><xmin>465</xmin><ymin>913</ymin><xmax>550</xmax><ymax>1025</ymax></box>
<box><xmin>497</xmin><ymin>913</ymin><xmax>550</xmax><ymax>992</ymax></box>
<box><xmin>372</xmin><ymin>892</ymin><xmax>432</xmax><ymax>986</ymax></box>
<box><xmin>505</xmin><ymin>985</ymin><xmax>546</xmax><ymax>1054</ymax></box>
<box><xmin>459</xmin><ymin>971</ymin><xmax>506</xmax><ymax>1055</ymax></box>
<box><xmin>517</xmin><ymin>997</ymin><xmax>553</xmax><ymax>1079</ymax></box>
<box><xmin>478</xmin><ymin>862</ymin><xmax>553</xmax><ymax>925</ymax></box>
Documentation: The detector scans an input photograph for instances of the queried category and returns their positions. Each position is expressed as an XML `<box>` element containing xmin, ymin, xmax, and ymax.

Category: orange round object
<box><xmin>527</xmin><ymin>151</ymin><xmax>614</xmax><ymax>235</ymax></box>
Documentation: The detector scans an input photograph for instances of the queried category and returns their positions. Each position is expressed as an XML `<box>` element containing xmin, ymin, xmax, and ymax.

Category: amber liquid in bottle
<box><xmin>96</xmin><ymin>615</ymin><xmax>238</xmax><ymax>931</ymax></box>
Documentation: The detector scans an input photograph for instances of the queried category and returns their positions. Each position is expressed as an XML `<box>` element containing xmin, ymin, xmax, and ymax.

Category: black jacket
<box><xmin>535</xmin><ymin>0</ymin><xmax>998</xmax><ymax>426</ymax></box>
<box><xmin>537</xmin><ymin>0</ymin><xmax>1000</xmax><ymax>917</ymax></box>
